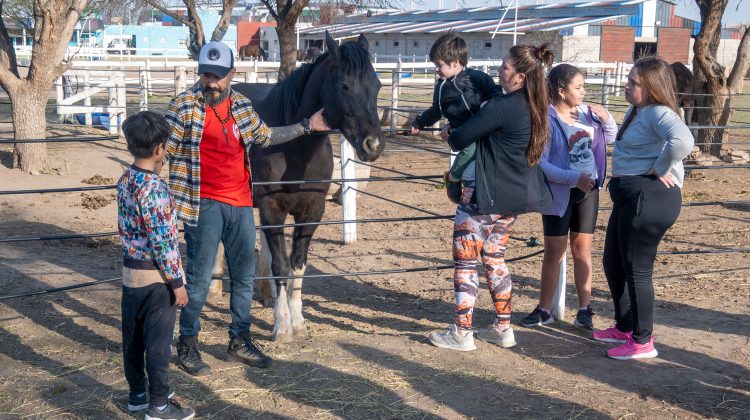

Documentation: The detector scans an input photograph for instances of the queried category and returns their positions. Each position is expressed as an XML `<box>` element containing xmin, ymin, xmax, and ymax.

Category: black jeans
<box><xmin>122</xmin><ymin>283</ymin><xmax>176</xmax><ymax>406</ymax></box>
<box><xmin>603</xmin><ymin>175</ymin><xmax>681</xmax><ymax>344</ymax></box>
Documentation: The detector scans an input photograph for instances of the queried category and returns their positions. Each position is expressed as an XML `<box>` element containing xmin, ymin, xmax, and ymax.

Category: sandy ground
<box><xmin>1</xmin><ymin>126</ymin><xmax>749</xmax><ymax>419</ymax></box>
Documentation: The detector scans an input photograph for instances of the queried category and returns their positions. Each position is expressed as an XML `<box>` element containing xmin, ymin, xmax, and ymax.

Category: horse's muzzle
<box><xmin>361</xmin><ymin>135</ymin><xmax>383</xmax><ymax>161</ymax></box>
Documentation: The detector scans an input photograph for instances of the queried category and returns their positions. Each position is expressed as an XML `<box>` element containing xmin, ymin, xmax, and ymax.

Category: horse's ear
<box><xmin>357</xmin><ymin>33</ymin><xmax>369</xmax><ymax>52</ymax></box>
<box><xmin>325</xmin><ymin>31</ymin><xmax>340</xmax><ymax>60</ymax></box>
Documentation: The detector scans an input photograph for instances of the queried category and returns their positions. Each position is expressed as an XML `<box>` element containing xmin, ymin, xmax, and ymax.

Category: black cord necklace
<box><xmin>211</xmin><ymin>101</ymin><xmax>233</xmax><ymax>144</ymax></box>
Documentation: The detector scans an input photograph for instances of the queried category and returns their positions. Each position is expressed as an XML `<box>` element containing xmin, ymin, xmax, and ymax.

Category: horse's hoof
<box><xmin>293</xmin><ymin>325</ymin><xmax>308</xmax><ymax>338</ymax></box>
<box><xmin>273</xmin><ymin>332</ymin><xmax>294</xmax><ymax>343</ymax></box>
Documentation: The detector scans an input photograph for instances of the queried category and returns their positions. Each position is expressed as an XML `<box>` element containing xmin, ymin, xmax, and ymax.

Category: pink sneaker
<box><xmin>592</xmin><ymin>326</ymin><xmax>632</xmax><ymax>343</ymax></box>
<box><xmin>607</xmin><ymin>337</ymin><xmax>658</xmax><ymax>360</ymax></box>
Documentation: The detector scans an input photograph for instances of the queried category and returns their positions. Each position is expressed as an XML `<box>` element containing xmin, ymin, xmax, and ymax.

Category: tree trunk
<box><xmin>277</xmin><ymin>20</ymin><xmax>298</xmax><ymax>80</ymax></box>
<box><xmin>11</xmin><ymin>86</ymin><xmax>49</xmax><ymax>173</ymax></box>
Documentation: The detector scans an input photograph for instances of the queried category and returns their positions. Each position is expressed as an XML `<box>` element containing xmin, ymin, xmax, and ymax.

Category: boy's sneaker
<box><xmin>592</xmin><ymin>326</ymin><xmax>632</xmax><ymax>344</ymax></box>
<box><xmin>574</xmin><ymin>306</ymin><xmax>595</xmax><ymax>330</ymax></box>
<box><xmin>176</xmin><ymin>338</ymin><xmax>211</xmax><ymax>377</ymax></box>
<box><xmin>520</xmin><ymin>307</ymin><xmax>554</xmax><ymax>327</ymax></box>
<box><xmin>443</xmin><ymin>171</ymin><xmax>462</xmax><ymax>204</ymax></box>
<box><xmin>428</xmin><ymin>324</ymin><xmax>476</xmax><ymax>351</ymax></box>
<box><xmin>607</xmin><ymin>337</ymin><xmax>658</xmax><ymax>360</ymax></box>
<box><xmin>476</xmin><ymin>326</ymin><xmax>517</xmax><ymax>348</ymax></box>
<box><xmin>227</xmin><ymin>332</ymin><xmax>273</xmax><ymax>368</ymax></box>
<box><xmin>144</xmin><ymin>400</ymin><xmax>195</xmax><ymax>420</ymax></box>
<box><xmin>128</xmin><ymin>389</ymin><xmax>175</xmax><ymax>412</ymax></box>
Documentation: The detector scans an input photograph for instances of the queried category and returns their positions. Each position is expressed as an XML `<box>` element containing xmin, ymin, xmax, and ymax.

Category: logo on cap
<box><xmin>208</xmin><ymin>48</ymin><xmax>221</xmax><ymax>61</ymax></box>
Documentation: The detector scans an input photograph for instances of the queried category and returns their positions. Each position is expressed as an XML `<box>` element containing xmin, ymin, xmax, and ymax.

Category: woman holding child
<box><xmin>428</xmin><ymin>44</ymin><xmax>554</xmax><ymax>351</ymax></box>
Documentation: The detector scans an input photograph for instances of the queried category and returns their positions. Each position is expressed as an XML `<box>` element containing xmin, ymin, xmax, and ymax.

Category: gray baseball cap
<box><xmin>198</xmin><ymin>41</ymin><xmax>234</xmax><ymax>78</ymax></box>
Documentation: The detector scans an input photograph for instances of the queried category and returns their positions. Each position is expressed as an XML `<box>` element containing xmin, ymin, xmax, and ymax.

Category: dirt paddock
<box><xmin>0</xmin><ymin>128</ymin><xmax>749</xmax><ymax>419</ymax></box>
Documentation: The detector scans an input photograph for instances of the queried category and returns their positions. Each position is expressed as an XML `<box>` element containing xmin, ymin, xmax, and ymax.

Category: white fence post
<box><xmin>83</xmin><ymin>71</ymin><xmax>92</xmax><ymax>126</ymax></box>
<box><xmin>117</xmin><ymin>73</ymin><xmax>126</xmax><ymax>134</ymax></box>
<box><xmin>601</xmin><ymin>71</ymin><xmax>610</xmax><ymax>107</ymax></box>
<box><xmin>175</xmin><ymin>66</ymin><xmax>187</xmax><ymax>96</ymax></box>
<box><xmin>340</xmin><ymin>136</ymin><xmax>357</xmax><ymax>244</ymax></box>
<box><xmin>551</xmin><ymin>255</ymin><xmax>567</xmax><ymax>322</ymax></box>
<box><xmin>139</xmin><ymin>69</ymin><xmax>149</xmax><ymax>111</ymax></box>
<box><xmin>390</xmin><ymin>59</ymin><xmax>401</xmax><ymax>131</ymax></box>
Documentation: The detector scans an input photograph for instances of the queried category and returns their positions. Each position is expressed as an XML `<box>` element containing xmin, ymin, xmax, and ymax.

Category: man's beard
<box><xmin>203</xmin><ymin>86</ymin><xmax>230</xmax><ymax>107</ymax></box>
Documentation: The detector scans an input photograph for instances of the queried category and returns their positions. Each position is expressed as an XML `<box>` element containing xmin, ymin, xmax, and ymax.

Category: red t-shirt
<box><xmin>200</xmin><ymin>98</ymin><xmax>253</xmax><ymax>207</ymax></box>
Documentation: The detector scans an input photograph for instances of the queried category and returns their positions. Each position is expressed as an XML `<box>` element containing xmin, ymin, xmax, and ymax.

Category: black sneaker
<box><xmin>574</xmin><ymin>306</ymin><xmax>595</xmax><ymax>330</ymax></box>
<box><xmin>176</xmin><ymin>337</ymin><xmax>211</xmax><ymax>377</ymax></box>
<box><xmin>227</xmin><ymin>332</ymin><xmax>273</xmax><ymax>368</ymax></box>
<box><xmin>144</xmin><ymin>400</ymin><xmax>195</xmax><ymax>420</ymax></box>
<box><xmin>443</xmin><ymin>171</ymin><xmax>462</xmax><ymax>204</ymax></box>
<box><xmin>128</xmin><ymin>389</ymin><xmax>175</xmax><ymax>412</ymax></box>
<box><xmin>520</xmin><ymin>307</ymin><xmax>555</xmax><ymax>327</ymax></box>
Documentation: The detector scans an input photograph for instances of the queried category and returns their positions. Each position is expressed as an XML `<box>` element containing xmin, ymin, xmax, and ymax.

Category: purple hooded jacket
<box><xmin>540</xmin><ymin>105</ymin><xmax>618</xmax><ymax>217</ymax></box>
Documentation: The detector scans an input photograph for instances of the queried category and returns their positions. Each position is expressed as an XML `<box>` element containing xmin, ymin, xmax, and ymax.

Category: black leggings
<box><xmin>603</xmin><ymin>175</ymin><xmax>681</xmax><ymax>344</ymax></box>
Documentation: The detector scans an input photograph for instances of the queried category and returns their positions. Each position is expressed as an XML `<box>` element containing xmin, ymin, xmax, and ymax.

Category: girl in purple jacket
<box><xmin>521</xmin><ymin>64</ymin><xmax>617</xmax><ymax>330</ymax></box>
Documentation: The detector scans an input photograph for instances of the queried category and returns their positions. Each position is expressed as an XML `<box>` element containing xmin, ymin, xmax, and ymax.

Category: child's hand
<box><xmin>576</xmin><ymin>172</ymin><xmax>595</xmax><ymax>192</ymax></box>
<box><xmin>410</xmin><ymin>126</ymin><xmax>420</xmax><ymax>135</ymax></box>
<box><xmin>440</xmin><ymin>124</ymin><xmax>451</xmax><ymax>142</ymax></box>
<box><xmin>173</xmin><ymin>286</ymin><xmax>189</xmax><ymax>307</ymax></box>
<box><xmin>588</xmin><ymin>104</ymin><xmax>609</xmax><ymax>122</ymax></box>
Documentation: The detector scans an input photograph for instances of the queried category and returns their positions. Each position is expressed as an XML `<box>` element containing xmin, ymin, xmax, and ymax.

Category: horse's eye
<box><xmin>341</xmin><ymin>83</ymin><xmax>350</xmax><ymax>91</ymax></box>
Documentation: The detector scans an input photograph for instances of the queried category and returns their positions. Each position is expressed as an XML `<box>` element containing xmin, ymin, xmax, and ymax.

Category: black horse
<box><xmin>233</xmin><ymin>32</ymin><xmax>384</xmax><ymax>342</ymax></box>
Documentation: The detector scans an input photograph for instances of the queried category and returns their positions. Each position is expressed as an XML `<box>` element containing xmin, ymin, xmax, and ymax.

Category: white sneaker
<box><xmin>428</xmin><ymin>324</ymin><xmax>476</xmax><ymax>351</ymax></box>
<box><xmin>476</xmin><ymin>326</ymin><xmax>517</xmax><ymax>348</ymax></box>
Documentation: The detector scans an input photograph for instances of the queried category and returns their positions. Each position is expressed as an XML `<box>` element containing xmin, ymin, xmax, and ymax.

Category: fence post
<box><xmin>340</xmin><ymin>136</ymin><xmax>357</xmax><ymax>244</ymax></box>
<box><xmin>83</xmin><ymin>71</ymin><xmax>92</xmax><ymax>126</ymax></box>
<box><xmin>175</xmin><ymin>66</ymin><xmax>187</xmax><ymax>96</ymax></box>
<box><xmin>108</xmin><ymin>73</ymin><xmax>118</xmax><ymax>135</ymax></box>
<box><xmin>601</xmin><ymin>70</ymin><xmax>610</xmax><ymax>107</ymax></box>
<box><xmin>56</xmin><ymin>76</ymin><xmax>64</xmax><ymax>123</ymax></box>
<box><xmin>252</xmin><ymin>61</ymin><xmax>258</xmax><ymax>83</ymax></box>
<box><xmin>390</xmin><ymin>58</ymin><xmax>401</xmax><ymax>131</ymax></box>
<box><xmin>117</xmin><ymin>73</ymin><xmax>126</xmax><ymax>134</ymax></box>
<box><xmin>551</xmin><ymin>254</ymin><xmax>567</xmax><ymax>322</ymax></box>
<box><xmin>139</xmin><ymin>69</ymin><xmax>149</xmax><ymax>111</ymax></box>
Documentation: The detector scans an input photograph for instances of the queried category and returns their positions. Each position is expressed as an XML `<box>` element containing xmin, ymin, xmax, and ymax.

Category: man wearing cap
<box><xmin>165</xmin><ymin>41</ymin><xmax>329</xmax><ymax>376</ymax></box>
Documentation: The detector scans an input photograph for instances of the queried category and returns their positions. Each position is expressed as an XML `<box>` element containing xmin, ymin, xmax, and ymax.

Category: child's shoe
<box><xmin>443</xmin><ymin>171</ymin><xmax>462</xmax><ymax>204</ymax></box>
<box><xmin>476</xmin><ymin>325</ymin><xmax>517</xmax><ymax>348</ymax></box>
<box><xmin>574</xmin><ymin>306</ymin><xmax>595</xmax><ymax>330</ymax></box>
<box><xmin>428</xmin><ymin>324</ymin><xmax>476</xmax><ymax>351</ymax></box>
<box><xmin>592</xmin><ymin>326</ymin><xmax>631</xmax><ymax>343</ymax></box>
<box><xmin>128</xmin><ymin>389</ymin><xmax>175</xmax><ymax>412</ymax></box>
<box><xmin>607</xmin><ymin>336</ymin><xmax>658</xmax><ymax>360</ymax></box>
<box><xmin>144</xmin><ymin>400</ymin><xmax>195</xmax><ymax>420</ymax></box>
<box><xmin>520</xmin><ymin>307</ymin><xmax>554</xmax><ymax>327</ymax></box>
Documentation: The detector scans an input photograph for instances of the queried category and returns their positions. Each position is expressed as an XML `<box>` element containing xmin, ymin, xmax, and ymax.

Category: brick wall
<box><xmin>600</xmin><ymin>27</ymin><xmax>635</xmax><ymax>62</ymax></box>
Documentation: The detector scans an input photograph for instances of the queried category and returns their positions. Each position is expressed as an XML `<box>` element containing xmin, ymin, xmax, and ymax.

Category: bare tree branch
<box><xmin>0</xmin><ymin>1</ymin><xmax>22</xmax><ymax>83</ymax></box>
<box><xmin>141</xmin><ymin>0</ymin><xmax>197</xmax><ymax>30</ymax></box>
<box><xmin>260</xmin><ymin>0</ymin><xmax>280</xmax><ymax>21</ymax></box>
<box><xmin>211</xmin><ymin>0</ymin><xmax>237</xmax><ymax>41</ymax></box>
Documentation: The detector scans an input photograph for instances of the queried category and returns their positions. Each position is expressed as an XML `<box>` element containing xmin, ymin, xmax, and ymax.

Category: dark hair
<box><xmin>508</xmin><ymin>43</ymin><xmax>554</xmax><ymax>166</ymax></box>
<box><xmin>122</xmin><ymin>111</ymin><xmax>171</xmax><ymax>158</ymax></box>
<box><xmin>547</xmin><ymin>63</ymin><xmax>584</xmax><ymax>104</ymax></box>
<box><xmin>429</xmin><ymin>33</ymin><xmax>468</xmax><ymax>67</ymax></box>
<box><xmin>632</xmin><ymin>56</ymin><xmax>679</xmax><ymax>114</ymax></box>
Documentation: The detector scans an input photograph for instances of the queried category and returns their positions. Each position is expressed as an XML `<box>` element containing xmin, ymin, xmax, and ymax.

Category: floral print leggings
<box><xmin>453</xmin><ymin>187</ymin><xmax>517</xmax><ymax>331</ymax></box>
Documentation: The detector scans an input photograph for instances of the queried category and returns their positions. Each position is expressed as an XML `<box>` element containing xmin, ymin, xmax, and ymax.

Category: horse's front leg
<box><xmin>289</xmin><ymin>205</ymin><xmax>324</xmax><ymax>339</ymax></box>
<box><xmin>262</xmin><ymin>222</ymin><xmax>294</xmax><ymax>343</ymax></box>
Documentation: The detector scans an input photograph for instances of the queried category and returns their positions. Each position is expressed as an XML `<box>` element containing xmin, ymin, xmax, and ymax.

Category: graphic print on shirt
<box><xmin>564</xmin><ymin>111</ymin><xmax>598</xmax><ymax>181</ymax></box>
<box><xmin>232</xmin><ymin>122</ymin><xmax>240</xmax><ymax>140</ymax></box>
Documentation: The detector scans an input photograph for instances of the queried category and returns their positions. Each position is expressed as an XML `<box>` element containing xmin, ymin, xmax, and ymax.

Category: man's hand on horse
<box><xmin>310</xmin><ymin>109</ymin><xmax>331</xmax><ymax>131</ymax></box>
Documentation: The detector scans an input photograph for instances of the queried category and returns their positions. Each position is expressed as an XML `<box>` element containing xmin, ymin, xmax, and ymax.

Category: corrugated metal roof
<box><xmin>300</xmin><ymin>0</ymin><xmax>646</xmax><ymax>36</ymax></box>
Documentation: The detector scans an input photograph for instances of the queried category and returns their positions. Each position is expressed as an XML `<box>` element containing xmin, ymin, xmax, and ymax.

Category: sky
<box><xmin>412</xmin><ymin>0</ymin><xmax>750</xmax><ymax>25</ymax></box>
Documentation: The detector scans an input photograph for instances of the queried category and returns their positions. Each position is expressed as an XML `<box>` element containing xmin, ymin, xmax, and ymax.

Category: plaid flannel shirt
<box><xmin>165</xmin><ymin>83</ymin><xmax>271</xmax><ymax>226</ymax></box>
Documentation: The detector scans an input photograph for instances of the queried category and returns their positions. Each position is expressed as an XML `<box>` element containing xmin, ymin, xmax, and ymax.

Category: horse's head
<box><xmin>318</xmin><ymin>33</ymin><xmax>384</xmax><ymax>162</ymax></box>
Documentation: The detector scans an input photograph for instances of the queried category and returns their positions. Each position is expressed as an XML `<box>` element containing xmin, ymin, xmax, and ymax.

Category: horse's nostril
<box><xmin>363</xmin><ymin>137</ymin><xmax>379</xmax><ymax>154</ymax></box>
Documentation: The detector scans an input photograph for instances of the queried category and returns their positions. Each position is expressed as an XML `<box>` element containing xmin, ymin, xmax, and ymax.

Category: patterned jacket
<box><xmin>117</xmin><ymin>165</ymin><xmax>184</xmax><ymax>288</ymax></box>
<box><xmin>165</xmin><ymin>83</ymin><xmax>272</xmax><ymax>225</ymax></box>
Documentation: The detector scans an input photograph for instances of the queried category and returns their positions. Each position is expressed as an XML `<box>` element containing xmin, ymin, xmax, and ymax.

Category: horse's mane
<box><xmin>261</xmin><ymin>40</ymin><xmax>372</xmax><ymax>125</ymax></box>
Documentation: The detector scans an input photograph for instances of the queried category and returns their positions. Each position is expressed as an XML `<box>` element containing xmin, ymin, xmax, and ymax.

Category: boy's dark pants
<box><xmin>122</xmin><ymin>282</ymin><xmax>176</xmax><ymax>407</ymax></box>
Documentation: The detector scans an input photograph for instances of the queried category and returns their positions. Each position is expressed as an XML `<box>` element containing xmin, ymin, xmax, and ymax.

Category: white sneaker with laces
<box><xmin>476</xmin><ymin>326</ymin><xmax>517</xmax><ymax>348</ymax></box>
<box><xmin>428</xmin><ymin>324</ymin><xmax>476</xmax><ymax>351</ymax></box>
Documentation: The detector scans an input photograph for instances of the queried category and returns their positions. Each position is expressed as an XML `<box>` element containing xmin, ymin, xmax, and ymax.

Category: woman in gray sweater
<box><xmin>593</xmin><ymin>57</ymin><xmax>694</xmax><ymax>360</ymax></box>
